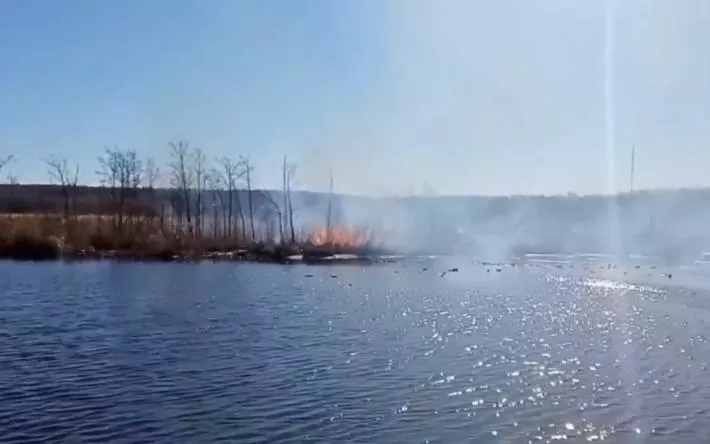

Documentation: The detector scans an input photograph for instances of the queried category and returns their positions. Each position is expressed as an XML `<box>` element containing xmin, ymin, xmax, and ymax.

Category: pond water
<box><xmin>1</xmin><ymin>260</ymin><xmax>708</xmax><ymax>443</ymax></box>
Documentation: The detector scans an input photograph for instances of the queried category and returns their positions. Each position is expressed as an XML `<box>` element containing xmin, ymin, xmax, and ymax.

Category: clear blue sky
<box><xmin>1</xmin><ymin>0</ymin><xmax>709</xmax><ymax>195</ymax></box>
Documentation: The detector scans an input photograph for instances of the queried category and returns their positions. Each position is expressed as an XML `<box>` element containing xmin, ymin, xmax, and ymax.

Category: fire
<box><xmin>309</xmin><ymin>225</ymin><xmax>371</xmax><ymax>247</ymax></box>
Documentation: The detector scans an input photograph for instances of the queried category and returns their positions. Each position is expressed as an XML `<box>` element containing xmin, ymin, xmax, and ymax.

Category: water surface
<box><xmin>1</xmin><ymin>260</ymin><xmax>708</xmax><ymax>443</ymax></box>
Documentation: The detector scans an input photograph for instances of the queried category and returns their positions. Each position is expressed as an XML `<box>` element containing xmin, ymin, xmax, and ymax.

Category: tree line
<box><xmin>0</xmin><ymin>142</ymin><xmax>303</xmax><ymax>246</ymax></box>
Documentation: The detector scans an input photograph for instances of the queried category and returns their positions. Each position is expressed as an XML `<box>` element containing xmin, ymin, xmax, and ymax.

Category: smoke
<box><xmin>280</xmin><ymin>188</ymin><xmax>710</xmax><ymax>263</ymax></box>
<box><xmin>274</xmin><ymin>0</ymin><xmax>710</xmax><ymax>261</ymax></box>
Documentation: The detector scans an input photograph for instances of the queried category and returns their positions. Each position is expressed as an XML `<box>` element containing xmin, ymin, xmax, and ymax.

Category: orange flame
<box><xmin>309</xmin><ymin>225</ymin><xmax>371</xmax><ymax>247</ymax></box>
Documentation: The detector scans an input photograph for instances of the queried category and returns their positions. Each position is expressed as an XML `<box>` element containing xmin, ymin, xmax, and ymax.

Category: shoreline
<box><xmin>0</xmin><ymin>213</ymin><xmax>397</xmax><ymax>265</ymax></box>
<box><xmin>0</xmin><ymin>240</ymin><xmax>399</xmax><ymax>265</ymax></box>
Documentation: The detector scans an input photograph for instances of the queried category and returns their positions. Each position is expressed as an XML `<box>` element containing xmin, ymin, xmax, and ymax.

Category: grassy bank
<box><xmin>0</xmin><ymin>214</ymin><xmax>392</xmax><ymax>263</ymax></box>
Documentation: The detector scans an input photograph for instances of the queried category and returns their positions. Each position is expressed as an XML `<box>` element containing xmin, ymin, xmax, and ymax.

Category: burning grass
<box><xmin>0</xmin><ymin>214</ymin><xmax>392</xmax><ymax>262</ymax></box>
<box><xmin>300</xmin><ymin>224</ymin><xmax>386</xmax><ymax>261</ymax></box>
<box><xmin>308</xmin><ymin>225</ymin><xmax>372</xmax><ymax>247</ymax></box>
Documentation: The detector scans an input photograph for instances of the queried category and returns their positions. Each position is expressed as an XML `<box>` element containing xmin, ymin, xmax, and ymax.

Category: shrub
<box><xmin>0</xmin><ymin>234</ymin><xmax>62</xmax><ymax>260</ymax></box>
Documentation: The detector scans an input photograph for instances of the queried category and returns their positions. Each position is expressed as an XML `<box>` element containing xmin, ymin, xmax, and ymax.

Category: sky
<box><xmin>1</xmin><ymin>0</ymin><xmax>709</xmax><ymax>196</ymax></box>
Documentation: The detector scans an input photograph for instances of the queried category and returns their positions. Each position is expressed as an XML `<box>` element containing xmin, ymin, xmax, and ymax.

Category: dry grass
<box><xmin>0</xmin><ymin>213</ymin><xmax>392</xmax><ymax>261</ymax></box>
<box><xmin>0</xmin><ymin>213</ymin><xmax>188</xmax><ymax>259</ymax></box>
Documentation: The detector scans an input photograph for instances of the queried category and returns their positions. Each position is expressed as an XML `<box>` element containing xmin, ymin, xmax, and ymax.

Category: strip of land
<box><xmin>0</xmin><ymin>214</ymin><xmax>392</xmax><ymax>263</ymax></box>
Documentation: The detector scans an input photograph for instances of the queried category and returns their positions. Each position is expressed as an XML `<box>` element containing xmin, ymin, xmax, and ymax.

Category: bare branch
<box><xmin>0</xmin><ymin>155</ymin><xmax>14</xmax><ymax>174</ymax></box>
<box><xmin>44</xmin><ymin>155</ymin><xmax>70</xmax><ymax>186</ymax></box>
<box><xmin>43</xmin><ymin>155</ymin><xmax>79</xmax><ymax>218</ymax></box>
<box><xmin>144</xmin><ymin>157</ymin><xmax>160</xmax><ymax>189</ymax></box>
<box><xmin>260</xmin><ymin>190</ymin><xmax>281</xmax><ymax>214</ymax></box>
<box><xmin>168</xmin><ymin>141</ymin><xmax>194</xmax><ymax>234</ymax></box>
<box><xmin>282</xmin><ymin>156</ymin><xmax>297</xmax><ymax>243</ymax></box>
<box><xmin>241</xmin><ymin>155</ymin><xmax>256</xmax><ymax>241</ymax></box>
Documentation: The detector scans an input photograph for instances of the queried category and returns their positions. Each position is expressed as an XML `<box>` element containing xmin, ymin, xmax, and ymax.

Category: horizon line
<box><xmin>3</xmin><ymin>182</ymin><xmax>710</xmax><ymax>200</ymax></box>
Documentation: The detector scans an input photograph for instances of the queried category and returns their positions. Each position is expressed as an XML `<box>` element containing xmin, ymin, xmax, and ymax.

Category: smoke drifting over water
<box><xmin>282</xmin><ymin>1</ymin><xmax>710</xmax><ymax>263</ymax></box>
<box><xmin>287</xmin><ymin>189</ymin><xmax>710</xmax><ymax>263</ymax></box>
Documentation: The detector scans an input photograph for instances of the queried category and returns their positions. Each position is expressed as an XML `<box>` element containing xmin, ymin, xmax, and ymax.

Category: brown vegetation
<box><xmin>0</xmin><ymin>213</ymin><xmax>388</xmax><ymax>262</ymax></box>
<box><xmin>0</xmin><ymin>142</ymin><xmax>390</xmax><ymax>262</ymax></box>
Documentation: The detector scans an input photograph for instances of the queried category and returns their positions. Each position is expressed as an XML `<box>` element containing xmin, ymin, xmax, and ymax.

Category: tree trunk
<box><xmin>287</xmin><ymin>182</ymin><xmax>295</xmax><ymax>243</ymax></box>
<box><xmin>246</xmin><ymin>170</ymin><xmax>255</xmax><ymax>243</ymax></box>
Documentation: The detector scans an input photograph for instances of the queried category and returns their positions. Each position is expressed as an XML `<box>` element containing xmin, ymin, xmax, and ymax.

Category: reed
<box><xmin>0</xmin><ymin>214</ymin><xmax>391</xmax><ymax>262</ymax></box>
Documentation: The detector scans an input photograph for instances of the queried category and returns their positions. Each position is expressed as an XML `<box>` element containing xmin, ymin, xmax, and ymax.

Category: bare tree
<box><xmin>44</xmin><ymin>155</ymin><xmax>79</xmax><ymax>218</ymax></box>
<box><xmin>208</xmin><ymin>169</ymin><xmax>226</xmax><ymax>239</ymax></box>
<box><xmin>216</xmin><ymin>156</ymin><xmax>244</xmax><ymax>240</ymax></box>
<box><xmin>144</xmin><ymin>157</ymin><xmax>162</xmax><ymax>226</ymax></box>
<box><xmin>287</xmin><ymin>164</ymin><xmax>296</xmax><ymax>243</ymax></box>
<box><xmin>241</xmin><ymin>156</ymin><xmax>256</xmax><ymax>242</ymax></box>
<box><xmin>1</xmin><ymin>155</ymin><xmax>17</xmax><ymax>189</ymax></box>
<box><xmin>97</xmin><ymin>147</ymin><xmax>142</xmax><ymax>235</ymax></box>
<box><xmin>282</xmin><ymin>156</ymin><xmax>296</xmax><ymax>244</ymax></box>
<box><xmin>282</xmin><ymin>156</ymin><xmax>288</xmax><ymax>243</ymax></box>
<box><xmin>97</xmin><ymin>148</ymin><xmax>119</xmax><ymax>230</ymax></box>
<box><xmin>169</xmin><ymin>141</ymin><xmax>194</xmax><ymax>235</ymax></box>
<box><xmin>261</xmin><ymin>190</ymin><xmax>284</xmax><ymax>242</ymax></box>
<box><xmin>193</xmin><ymin>148</ymin><xmax>208</xmax><ymax>237</ymax></box>
<box><xmin>144</xmin><ymin>157</ymin><xmax>160</xmax><ymax>189</ymax></box>
<box><xmin>0</xmin><ymin>155</ymin><xmax>13</xmax><ymax>176</ymax></box>
<box><xmin>123</xmin><ymin>149</ymin><xmax>142</xmax><ymax>232</ymax></box>
<box><xmin>325</xmin><ymin>169</ymin><xmax>334</xmax><ymax>244</ymax></box>
<box><xmin>4</xmin><ymin>159</ymin><xmax>19</xmax><ymax>216</ymax></box>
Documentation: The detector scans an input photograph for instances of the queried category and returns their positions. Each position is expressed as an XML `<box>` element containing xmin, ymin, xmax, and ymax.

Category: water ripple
<box><xmin>0</xmin><ymin>261</ymin><xmax>708</xmax><ymax>442</ymax></box>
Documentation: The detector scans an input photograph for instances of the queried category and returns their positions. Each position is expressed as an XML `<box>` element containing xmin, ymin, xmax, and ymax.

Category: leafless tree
<box><xmin>0</xmin><ymin>155</ymin><xmax>13</xmax><ymax>176</ymax></box>
<box><xmin>5</xmin><ymin>165</ymin><xmax>19</xmax><ymax>217</ymax></box>
<box><xmin>144</xmin><ymin>157</ymin><xmax>160</xmax><ymax>189</ymax></box>
<box><xmin>282</xmin><ymin>155</ymin><xmax>297</xmax><ymax>243</ymax></box>
<box><xmin>97</xmin><ymin>147</ymin><xmax>142</xmax><ymax>234</ymax></box>
<box><xmin>241</xmin><ymin>156</ymin><xmax>256</xmax><ymax>242</ymax></box>
<box><xmin>169</xmin><ymin>141</ymin><xmax>194</xmax><ymax>235</ymax></box>
<box><xmin>122</xmin><ymin>149</ymin><xmax>142</xmax><ymax>231</ymax></box>
<box><xmin>193</xmin><ymin>148</ymin><xmax>208</xmax><ymax>237</ymax></box>
<box><xmin>216</xmin><ymin>156</ymin><xmax>244</xmax><ymax>240</ymax></box>
<box><xmin>44</xmin><ymin>155</ymin><xmax>79</xmax><ymax>218</ymax></box>
<box><xmin>282</xmin><ymin>156</ymin><xmax>288</xmax><ymax>242</ymax></box>
<box><xmin>325</xmin><ymin>170</ymin><xmax>334</xmax><ymax>244</ymax></box>
<box><xmin>97</xmin><ymin>148</ymin><xmax>120</xmax><ymax>230</ymax></box>
<box><xmin>261</xmin><ymin>190</ymin><xmax>284</xmax><ymax>242</ymax></box>
<box><xmin>208</xmin><ymin>169</ymin><xmax>226</xmax><ymax>239</ymax></box>
<box><xmin>144</xmin><ymin>157</ymin><xmax>163</xmax><ymax>226</ymax></box>
<box><xmin>1</xmin><ymin>155</ymin><xmax>17</xmax><ymax>187</ymax></box>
